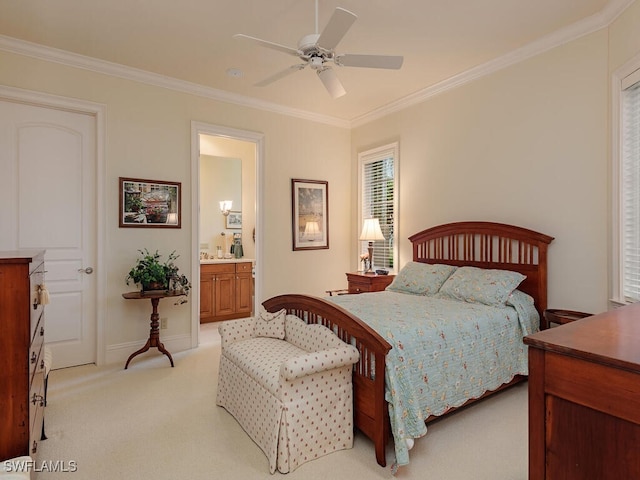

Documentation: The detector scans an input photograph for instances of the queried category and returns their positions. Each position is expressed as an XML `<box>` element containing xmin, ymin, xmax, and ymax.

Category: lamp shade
<box><xmin>303</xmin><ymin>221</ymin><xmax>320</xmax><ymax>240</ymax></box>
<box><xmin>359</xmin><ymin>218</ymin><xmax>385</xmax><ymax>241</ymax></box>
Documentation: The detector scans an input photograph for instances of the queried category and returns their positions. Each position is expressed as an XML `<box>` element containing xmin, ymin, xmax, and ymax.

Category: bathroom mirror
<box><xmin>200</xmin><ymin>155</ymin><xmax>241</xmax><ymax>255</ymax></box>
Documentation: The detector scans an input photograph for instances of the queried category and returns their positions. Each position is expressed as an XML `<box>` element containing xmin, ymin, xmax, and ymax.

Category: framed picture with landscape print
<box><xmin>291</xmin><ymin>178</ymin><xmax>329</xmax><ymax>251</ymax></box>
<box><xmin>225</xmin><ymin>211</ymin><xmax>242</xmax><ymax>229</ymax></box>
<box><xmin>119</xmin><ymin>177</ymin><xmax>181</xmax><ymax>228</ymax></box>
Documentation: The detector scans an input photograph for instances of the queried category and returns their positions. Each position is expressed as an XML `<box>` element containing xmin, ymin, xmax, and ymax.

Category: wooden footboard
<box><xmin>263</xmin><ymin>294</ymin><xmax>392</xmax><ymax>467</ymax></box>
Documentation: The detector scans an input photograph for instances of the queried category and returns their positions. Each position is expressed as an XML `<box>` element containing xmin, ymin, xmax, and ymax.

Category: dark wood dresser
<box><xmin>524</xmin><ymin>303</ymin><xmax>640</xmax><ymax>479</ymax></box>
<box><xmin>0</xmin><ymin>250</ymin><xmax>47</xmax><ymax>461</ymax></box>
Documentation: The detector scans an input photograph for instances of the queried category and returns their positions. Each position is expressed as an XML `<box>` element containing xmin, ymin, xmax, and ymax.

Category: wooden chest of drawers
<box><xmin>525</xmin><ymin>303</ymin><xmax>640</xmax><ymax>479</ymax></box>
<box><xmin>0</xmin><ymin>250</ymin><xmax>47</xmax><ymax>461</ymax></box>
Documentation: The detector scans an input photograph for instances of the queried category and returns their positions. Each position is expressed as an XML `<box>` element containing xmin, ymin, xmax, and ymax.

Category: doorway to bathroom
<box><xmin>190</xmin><ymin>121</ymin><xmax>263</xmax><ymax>347</ymax></box>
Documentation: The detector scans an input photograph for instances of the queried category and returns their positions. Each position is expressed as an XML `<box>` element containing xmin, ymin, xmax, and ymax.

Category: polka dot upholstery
<box><xmin>216</xmin><ymin>314</ymin><xmax>360</xmax><ymax>474</ymax></box>
<box><xmin>0</xmin><ymin>457</ymin><xmax>32</xmax><ymax>479</ymax></box>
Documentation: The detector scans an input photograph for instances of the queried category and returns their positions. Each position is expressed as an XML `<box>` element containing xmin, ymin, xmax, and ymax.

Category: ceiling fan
<box><xmin>233</xmin><ymin>1</ymin><xmax>404</xmax><ymax>99</ymax></box>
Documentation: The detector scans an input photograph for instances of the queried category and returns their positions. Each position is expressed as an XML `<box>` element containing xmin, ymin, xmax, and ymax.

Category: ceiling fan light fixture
<box><xmin>309</xmin><ymin>56</ymin><xmax>324</xmax><ymax>70</ymax></box>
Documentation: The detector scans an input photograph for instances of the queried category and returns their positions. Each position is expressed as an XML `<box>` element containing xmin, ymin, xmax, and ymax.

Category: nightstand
<box><xmin>542</xmin><ymin>308</ymin><xmax>592</xmax><ymax>330</ymax></box>
<box><xmin>346</xmin><ymin>271</ymin><xmax>395</xmax><ymax>294</ymax></box>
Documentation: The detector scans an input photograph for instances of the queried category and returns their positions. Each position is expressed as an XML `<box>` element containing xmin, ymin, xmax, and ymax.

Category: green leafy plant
<box><xmin>126</xmin><ymin>249</ymin><xmax>191</xmax><ymax>301</ymax></box>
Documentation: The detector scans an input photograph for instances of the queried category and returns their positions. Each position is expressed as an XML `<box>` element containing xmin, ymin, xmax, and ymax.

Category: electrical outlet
<box><xmin>160</xmin><ymin>317</ymin><xmax>168</xmax><ymax>329</ymax></box>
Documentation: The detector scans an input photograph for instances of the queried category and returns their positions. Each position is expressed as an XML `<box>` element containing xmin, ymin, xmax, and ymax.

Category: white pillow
<box><xmin>253</xmin><ymin>307</ymin><xmax>286</xmax><ymax>339</ymax></box>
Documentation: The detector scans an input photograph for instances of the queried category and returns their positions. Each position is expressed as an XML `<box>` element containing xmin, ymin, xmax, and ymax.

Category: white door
<box><xmin>0</xmin><ymin>99</ymin><xmax>97</xmax><ymax>368</ymax></box>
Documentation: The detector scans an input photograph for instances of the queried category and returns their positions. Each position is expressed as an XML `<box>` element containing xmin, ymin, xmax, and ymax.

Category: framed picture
<box><xmin>226</xmin><ymin>211</ymin><xmax>242</xmax><ymax>229</ymax></box>
<box><xmin>119</xmin><ymin>177</ymin><xmax>181</xmax><ymax>228</ymax></box>
<box><xmin>291</xmin><ymin>178</ymin><xmax>329</xmax><ymax>251</ymax></box>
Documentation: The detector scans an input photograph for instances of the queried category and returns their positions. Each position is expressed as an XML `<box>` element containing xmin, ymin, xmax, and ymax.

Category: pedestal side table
<box><xmin>122</xmin><ymin>290</ymin><xmax>183</xmax><ymax>369</ymax></box>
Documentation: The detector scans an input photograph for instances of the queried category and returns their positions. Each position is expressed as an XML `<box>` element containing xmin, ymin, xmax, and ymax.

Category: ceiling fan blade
<box><xmin>233</xmin><ymin>34</ymin><xmax>300</xmax><ymax>57</ymax></box>
<box><xmin>317</xmin><ymin>68</ymin><xmax>346</xmax><ymax>99</ymax></box>
<box><xmin>254</xmin><ymin>64</ymin><xmax>306</xmax><ymax>87</ymax></box>
<box><xmin>336</xmin><ymin>54</ymin><xmax>404</xmax><ymax>69</ymax></box>
<box><xmin>317</xmin><ymin>7</ymin><xmax>357</xmax><ymax>51</ymax></box>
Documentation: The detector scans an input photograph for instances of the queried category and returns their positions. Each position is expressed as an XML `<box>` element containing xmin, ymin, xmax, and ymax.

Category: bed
<box><xmin>263</xmin><ymin>221</ymin><xmax>554</xmax><ymax>469</ymax></box>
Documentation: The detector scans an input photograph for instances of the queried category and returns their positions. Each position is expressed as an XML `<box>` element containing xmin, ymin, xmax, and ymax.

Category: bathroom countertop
<box><xmin>200</xmin><ymin>258</ymin><xmax>254</xmax><ymax>265</ymax></box>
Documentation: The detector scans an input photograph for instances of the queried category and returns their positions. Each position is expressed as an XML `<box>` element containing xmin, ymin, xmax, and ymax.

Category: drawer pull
<box><xmin>32</xmin><ymin>440</ymin><xmax>38</xmax><ymax>454</ymax></box>
<box><xmin>40</xmin><ymin>359</ymin><xmax>45</xmax><ymax>370</ymax></box>
<box><xmin>31</xmin><ymin>393</ymin><xmax>44</xmax><ymax>407</ymax></box>
<box><xmin>40</xmin><ymin>325</ymin><xmax>45</xmax><ymax>336</ymax></box>
<box><xmin>31</xmin><ymin>352</ymin><xmax>37</xmax><ymax>364</ymax></box>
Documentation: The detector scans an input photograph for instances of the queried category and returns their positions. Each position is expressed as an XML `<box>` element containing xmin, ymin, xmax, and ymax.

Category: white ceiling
<box><xmin>0</xmin><ymin>0</ymin><xmax>633</xmax><ymax>124</ymax></box>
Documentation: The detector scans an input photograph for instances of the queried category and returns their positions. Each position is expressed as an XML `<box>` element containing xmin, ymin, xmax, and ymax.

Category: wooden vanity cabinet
<box><xmin>0</xmin><ymin>250</ymin><xmax>46</xmax><ymax>461</ymax></box>
<box><xmin>200</xmin><ymin>262</ymin><xmax>253</xmax><ymax>323</ymax></box>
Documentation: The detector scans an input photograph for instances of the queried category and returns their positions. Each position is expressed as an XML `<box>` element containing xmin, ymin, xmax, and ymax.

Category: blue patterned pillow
<box><xmin>386</xmin><ymin>262</ymin><xmax>458</xmax><ymax>296</ymax></box>
<box><xmin>438</xmin><ymin>266</ymin><xmax>526</xmax><ymax>306</ymax></box>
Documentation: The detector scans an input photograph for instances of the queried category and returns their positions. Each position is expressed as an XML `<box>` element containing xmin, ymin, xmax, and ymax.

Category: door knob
<box><xmin>78</xmin><ymin>267</ymin><xmax>94</xmax><ymax>274</ymax></box>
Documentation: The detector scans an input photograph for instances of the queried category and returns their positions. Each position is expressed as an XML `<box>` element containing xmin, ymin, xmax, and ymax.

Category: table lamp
<box><xmin>359</xmin><ymin>218</ymin><xmax>385</xmax><ymax>273</ymax></box>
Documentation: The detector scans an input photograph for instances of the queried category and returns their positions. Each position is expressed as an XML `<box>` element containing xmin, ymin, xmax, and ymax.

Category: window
<box><xmin>614</xmin><ymin>65</ymin><xmax>640</xmax><ymax>303</ymax></box>
<box><xmin>358</xmin><ymin>143</ymin><xmax>398</xmax><ymax>269</ymax></box>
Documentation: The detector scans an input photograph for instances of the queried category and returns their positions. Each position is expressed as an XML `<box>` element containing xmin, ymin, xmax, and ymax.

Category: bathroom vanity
<box><xmin>200</xmin><ymin>259</ymin><xmax>253</xmax><ymax>323</ymax></box>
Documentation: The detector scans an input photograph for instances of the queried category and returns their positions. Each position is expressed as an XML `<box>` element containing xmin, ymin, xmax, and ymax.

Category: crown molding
<box><xmin>351</xmin><ymin>0</ymin><xmax>637</xmax><ymax>127</ymax></box>
<box><xmin>0</xmin><ymin>34</ymin><xmax>351</xmax><ymax>129</ymax></box>
<box><xmin>0</xmin><ymin>0</ymin><xmax>634</xmax><ymax>130</ymax></box>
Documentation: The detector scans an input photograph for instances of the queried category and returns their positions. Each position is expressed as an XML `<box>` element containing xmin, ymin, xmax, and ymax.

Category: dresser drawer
<box><xmin>29</xmin><ymin>316</ymin><xmax>45</xmax><ymax>386</ymax></box>
<box><xmin>348</xmin><ymin>278</ymin><xmax>375</xmax><ymax>293</ymax></box>
<box><xmin>201</xmin><ymin>263</ymin><xmax>236</xmax><ymax>274</ymax></box>
<box><xmin>346</xmin><ymin>272</ymin><xmax>395</xmax><ymax>294</ymax></box>
<box><xmin>29</xmin><ymin>262</ymin><xmax>45</xmax><ymax>341</ymax></box>
<box><xmin>236</xmin><ymin>262</ymin><xmax>252</xmax><ymax>273</ymax></box>
<box><xmin>29</xmin><ymin>364</ymin><xmax>45</xmax><ymax>456</ymax></box>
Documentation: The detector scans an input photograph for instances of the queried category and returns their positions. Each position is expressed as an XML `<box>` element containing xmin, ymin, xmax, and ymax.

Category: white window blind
<box><xmin>358</xmin><ymin>143</ymin><xmax>398</xmax><ymax>269</ymax></box>
<box><xmin>621</xmin><ymin>70</ymin><xmax>640</xmax><ymax>302</ymax></box>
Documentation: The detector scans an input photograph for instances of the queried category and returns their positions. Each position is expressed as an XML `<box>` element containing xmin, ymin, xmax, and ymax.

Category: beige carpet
<box><xmin>34</xmin><ymin>323</ymin><xmax>528</xmax><ymax>479</ymax></box>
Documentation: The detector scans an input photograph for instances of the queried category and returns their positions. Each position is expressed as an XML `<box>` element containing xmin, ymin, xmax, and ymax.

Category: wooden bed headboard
<box><xmin>409</xmin><ymin>221</ymin><xmax>554</xmax><ymax>317</ymax></box>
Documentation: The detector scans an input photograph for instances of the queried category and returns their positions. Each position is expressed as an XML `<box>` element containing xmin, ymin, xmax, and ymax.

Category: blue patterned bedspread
<box><xmin>326</xmin><ymin>290</ymin><xmax>538</xmax><ymax>467</ymax></box>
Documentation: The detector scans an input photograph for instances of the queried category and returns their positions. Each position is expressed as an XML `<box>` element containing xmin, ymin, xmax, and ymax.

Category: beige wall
<box><xmin>2</xmin><ymin>1</ymin><xmax>639</xmax><ymax>361</ymax></box>
<box><xmin>609</xmin><ymin>0</ymin><xmax>640</xmax><ymax>73</ymax></box>
<box><xmin>352</xmin><ymin>30</ymin><xmax>610</xmax><ymax>314</ymax></box>
<box><xmin>0</xmin><ymin>49</ymin><xmax>351</xmax><ymax>362</ymax></box>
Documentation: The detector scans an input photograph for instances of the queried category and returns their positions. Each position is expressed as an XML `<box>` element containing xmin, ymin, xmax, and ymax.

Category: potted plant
<box><xmin>126</xmin><ymin>249</ymin><xmax>191</xmax><ymax>302</ymax></box>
